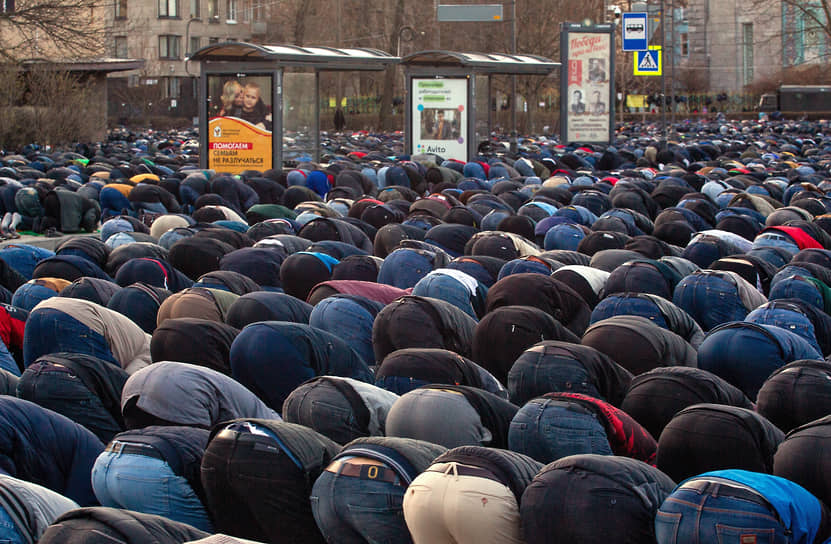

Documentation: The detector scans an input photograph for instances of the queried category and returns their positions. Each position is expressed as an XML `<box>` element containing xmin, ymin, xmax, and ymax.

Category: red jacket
<box><xmin>544</xmin><ymin>392</ymin><xmax>658</xmax><ymax>465</ymax></box>
<box><xmin>764</xmin><ymin>226</ymin><xmax>823</xmax><ymax>250</ymax></box>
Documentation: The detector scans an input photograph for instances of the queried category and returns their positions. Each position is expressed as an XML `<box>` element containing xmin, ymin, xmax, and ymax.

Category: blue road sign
<box><xmin>622</xmin><ymin>12</ymin><xmax>648</xmax><ymax>51</ymax></box>
<box><xmin>634</xmin><ymin>47</ymin><xmax>662</xmax><ymax>75</ymax></box>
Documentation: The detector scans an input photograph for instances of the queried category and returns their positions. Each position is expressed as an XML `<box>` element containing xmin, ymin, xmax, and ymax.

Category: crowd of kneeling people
<box><xmin>0</xmin><ymin>121</ymin><xmax>830</xmax><ymax>542</ymax></box>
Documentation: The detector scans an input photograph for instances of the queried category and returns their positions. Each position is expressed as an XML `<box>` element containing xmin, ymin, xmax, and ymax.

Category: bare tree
<box><xmin>779</xmin><ymin>0</ymin><xmax>831</xmax><ymax>49</ymax></box>
<box><xmin>0</xmin><ymin>64</ymin><xmax>98</xmax><ymax>148</ymax></box>
<box><xmin>0</xmin><ymin>0</ymin><xmax>108</xmax><ymax>62</ymax></box>
<box><xmin>748</xmin><ymin>0</ymin><xmax>831</xmax><ymax>71</ymax></box>
<box><xmin>378</xmin><ymin>0</ymin><xmax>406</xmax><ymax>130</ymax></box>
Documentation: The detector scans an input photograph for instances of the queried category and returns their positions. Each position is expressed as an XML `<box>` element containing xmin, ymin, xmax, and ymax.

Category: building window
<box><xmin>226</xmin><ymin>0</ymin><xmax>237</xmax><ymax>22</ymax></box>
<box><xmin>241</xmin><ymin>0</ymin><xmax>249</xmax><ymax>22</ymax></box>
<box><xmin>159</xmin><ymin>35</ymin><xmax>181</xmax><ymax>59</ymax></box>
<box><xmin>209</xmin><ymin>37</ymin><xmax>220</xmax><ymax>44</ymax></box>
<box><xmin>163</xmin><ymin>77</ymin><xmax>181</xmax><ymax>99</ymax></box>
<box><xmin>159</xmin><ymin>0</ymin><xmax>179</xmax><ymax>18</ymax></box>
<box><xmin>1</xmin><ymin>0</ymin><xmax>14</xmax><ymax>14</ymax></box>
<box><xmin>252</xmin><ymin>0</ymin><xmax>264</xmax><ymax>21</ymax></box>
<box><xmin>742</xmin><ymin>22</ymin><xmax>754</xmax><ymax>86</ymax></box>
<box><xmin>190</xmin><ymin>0</ymin><xmax>200</xmax><ymax>18</ymax></box>
<box><xmin>114</xmin><ymin>0</ymin><xmax>127</xmax><ymax>19</ymax></box>
<box><xmin>207</xmin><ymin>0</ymin><xmax>219</xmax><ymax>22</ymax></box>
<box><xmin>189</xmin><ymin>36</ymin><xmax>201</xmax><ymax>56</ymax></box>
<box><xmin>114</xmin><ymin>36</ymin><xmax>128</xmax><ymax>58</ymax></box>
<box><xmin>680</xmin><ymin>32</ymin><xmax>689</xmax><ymax>57</ymax></box>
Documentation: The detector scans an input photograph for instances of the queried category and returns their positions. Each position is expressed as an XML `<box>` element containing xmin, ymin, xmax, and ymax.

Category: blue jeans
<box><xmin>0</xmin><ymin>244</ymin><xmax>55</xmax><ymax>279</ymax></box>
<box><xmin>655</xmin><ymin>484</ymin><xmax>790</xmax><ymax>544</ymax></box>
<box><xmin>17</xmin><ymin>362</ymin><xmax>123</xmax><ymax>443</ymax></box>
<box><xmin>91</xmin><ymin>448</ymin><xmax>214</xmax><ymax>533</ymax></box>
<box><xmin>374</xmin><ymin>376</ymin><xmax>431</xmax><ymax>396</ymax></box>
<box><xmin>311</xmin><ymin>466</ymin><xmax>411</xmax><ymax>544</ymax></box>
<box><xmin>508</xmin><ymin>397</ymin><xmax>612</xmax><ymax>464</ymax></box>
<box><xmin>507</xmin><ymin>357</ymin><xmax>603</xmax><ymax>406</ymax></box>
<box><xmin>752</xmin><ymin>234</ymin><xmax>799</xmax><ymax>256</ymax></box>
<box><xmin>0</xmin><ymin>504</ymin><xmax>25</xmax><ymax>544</ymax></box>
<box><xmin>23</xmin><ymin>308</ymin><xmax>119</xmax><ymax>368</ymax></box>
<box><xmin>282</xmin><ymin>379</ymin><xmax>365</xmax><ymax>444</ymax></box>
<box><xmin>673</xmin><ymin>278</ymin><xmax>752</xmax><ymax>332</ymax></box>
<box><xmin>99</xmin><ymin>187</ymin><xmax>134</xmax><ymax>217</ymax></box>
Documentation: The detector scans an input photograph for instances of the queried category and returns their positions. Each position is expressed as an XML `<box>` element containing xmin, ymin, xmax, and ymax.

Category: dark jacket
<box><xmin>521</xmin><ymin>454</ymin><xmax>676</xmax><ymax>544</ymax></box>
<box><xmin>372</xmin><ymin>295</ymin><xmax>478</xmax><ymax>364</ymax></box>
<box><xmin>43</xmin><ymin>189</ymin><xmax>100</xmax><ymax>233</ymax></box>
<box><xmin>38</xmin><ymin>507</ymin><xmax>209</xmax><ymax>544</ymax></box>
<box><xmin>211</xmin><ymin>420</ymin><xmax>340</xmax><ymax>477</ymax></box>
<box><xmin>582</xmin><ymin>315</ymin><xmax>697</xmax><ymax>375</ymax></box>
<box><xmin>508</xmin><ymin>341</ymin><xmax>633</xmax><ymax>406</ymax></box>
<box><xmin>151</xmin><ymin>318</ymin><xmax>239</xmax><ymax>375</ymax></box>
<box><xmin>473</xmin><ymin>305</ymin><xmax>581</xmax><ymax>385</ymax></box>
<box><xmin>486</xmin><ymin>273</ymin><xmax>591</xmax><ymax>336</ymax></box>
<box><xmin>31</xmin><ymin>352</ymin><xmax>129</xmax><ymax>430</ymax></box>
<box><xmin>230</xmin><ymin>322</ymin><xmax>373</xmax><ymax>410</ymax></box>
<box><xmin>225</xmin><ymin>292</ymin><xmax>312</xmax><ymax>329</ymax></box>
<box><xmin>376</xmin><ymin>348</ymin><xmax>506</xmax><ymax>397</ymax></box>
<box><xmin>0</xmin><ymin>396</ymin><xmax>104</xmax><ymax>506</ymax></box>
<box><xmin>657</xmin><ymin>403</ymin><xmax>785</xmax><ymax>482</ymax></box>
<box><xmin>622</xmin><ymin>366</ymin><xmax>753</xmax><ymax>439</ymax></box>
<box><xmin>114</xmin><ymin>258</ymin><xmax>193</xmax><ymax>292</ymax></box>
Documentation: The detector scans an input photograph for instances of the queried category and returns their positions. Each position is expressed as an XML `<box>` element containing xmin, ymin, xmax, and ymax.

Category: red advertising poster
<box><xmin>565</xmin><ymin>32</ymin><xmax>612</xmax><ymax>143</ymax></box>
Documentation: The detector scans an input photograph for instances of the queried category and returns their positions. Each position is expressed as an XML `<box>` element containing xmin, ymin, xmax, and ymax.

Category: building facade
<box><xmin>675</xmin><ymin>0</ymin><xmax>782</xmax><ymax>93</ymax></box>
<box><xmin>107</xmin><ymin>0</ymin><xmax>271</xmax><ymax>121</ymax></box>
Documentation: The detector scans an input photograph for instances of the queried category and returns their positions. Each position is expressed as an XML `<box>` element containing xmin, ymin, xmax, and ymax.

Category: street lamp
<box><xmin>397</xmin><ymin>25</ymin><xmax>422</xmax><ymax>57</ymax></box>
<box><xmin>184</xmin><ymin>17</ymin><xmax>200</xmax><ymax>76</ymax></box>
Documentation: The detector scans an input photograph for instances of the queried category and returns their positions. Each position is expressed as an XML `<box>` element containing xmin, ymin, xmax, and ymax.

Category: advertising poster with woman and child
<box><xmin>560</xmin><ymin>27</ymin><xmax>614</xmax><ymax>144</ymax></box>
<box><xmin>207</xmin><ymin>75</ymin><xmax>273</xmax><ymax>174</ymax></box>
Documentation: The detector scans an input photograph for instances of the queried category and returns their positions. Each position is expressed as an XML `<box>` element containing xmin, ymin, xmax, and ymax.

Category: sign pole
<box><xmin>660</xmin><ymin>0</ymin><xmax>667</xmax><ymax>137</ymax></box>
<box><xmin>670</xmin><ymin>0</ymin><xmax>676</xmax><ymax>127</ymax></box>
<box><xmin>510</xmin><ymin>0</ymin><xmax>517</xmax><ymax>149</ymax></box>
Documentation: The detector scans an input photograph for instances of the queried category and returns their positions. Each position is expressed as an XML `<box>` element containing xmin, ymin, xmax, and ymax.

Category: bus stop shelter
<box><xmin>401</xmin><ymin>51</ymin><xmax>559</xmax><ymax>162</ymax></box>
<box><xmin>191</xmin><ymin>42</ymin><xmax>398</xmax><ymax>173</ymax></box>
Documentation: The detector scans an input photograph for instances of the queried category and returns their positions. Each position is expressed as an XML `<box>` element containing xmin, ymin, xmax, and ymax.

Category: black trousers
<box><xmin>200</xmin><ymin>428</ymin><xmax>325</xmax><ymax>544</ymax></box>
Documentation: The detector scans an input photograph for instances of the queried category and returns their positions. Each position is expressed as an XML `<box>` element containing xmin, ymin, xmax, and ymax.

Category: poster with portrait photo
<box><xmin>208</xmin><ymin>74</ymin><xmax>273</xmax><ymax>131</ymax></box>
<box><xmin>411</xmin><ymin>78</ymin><xmax>468</xmax><ymax>161</ymax></box>
<box><xmin>419</xmin><ymin>108</ymin><xmax>460</xmax><ymax>140</ymax></box>
<box><xmin>560</xmin><ymin>25</ymin><xmax>614</xmax><ymax>145</ymax></box>
<box><xmin>588</xmin><ymin>58</ymin><xmax>607</xmax><ymax>83</ymax></box>
<box><xmin>207</xmin><ymin>73</ymin><xmax>273</xmax><ymax>174</ymax></box>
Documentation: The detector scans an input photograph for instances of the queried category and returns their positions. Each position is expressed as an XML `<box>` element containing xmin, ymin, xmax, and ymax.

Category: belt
<box><xmin>336</xmin><ymin>462</ymin><xmax>401</xmax><ymax>486</ymax></box>
<box><xmin>678</xmin><ymin>479</ymin><xmax>780</xmax><ymax>520</ymax></box>
<box><xmin>105</xmin><ymin>441</ymin><xmax>165</xmax><ymax>461</ymax></box>
<box><xmin>428</xmin><ymin>463</ymin><xmax>502</xmax><ymax>484</ymax></box>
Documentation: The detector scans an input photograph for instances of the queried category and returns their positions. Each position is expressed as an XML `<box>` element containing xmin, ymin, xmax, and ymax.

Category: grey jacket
<box><xmin>121</xmin><ymin>361</ymin><xmax>280</xmax><ymax>428</ymax></box>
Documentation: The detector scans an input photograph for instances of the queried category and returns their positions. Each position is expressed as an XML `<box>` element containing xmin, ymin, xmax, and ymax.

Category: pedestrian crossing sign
<box><xmin>634</xmin><ymin>46</ymin><xmax>662</xmax><ymax>76</ymax></box>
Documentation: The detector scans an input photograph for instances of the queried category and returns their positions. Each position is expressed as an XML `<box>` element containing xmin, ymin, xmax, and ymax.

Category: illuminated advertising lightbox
<box><xmin>411</xmin><ymin>77</ymin><xmax>468</xmax><ymax>161</ymax></box>
<box><xmin>207</xmin><ymin>74</ymin><xmax>273</xmax><ymax>173</ymax></box>
<box><xmin>561</xmin><ymin>28</ymin><xmax>614</xmax><ymax>144</ymax></box>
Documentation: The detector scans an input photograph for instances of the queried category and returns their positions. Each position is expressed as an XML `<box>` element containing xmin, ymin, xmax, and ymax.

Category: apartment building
<box><xmin>108</xmin><ymin>0</ymin><xmax>271</xmax><ymax>120</ymax></box>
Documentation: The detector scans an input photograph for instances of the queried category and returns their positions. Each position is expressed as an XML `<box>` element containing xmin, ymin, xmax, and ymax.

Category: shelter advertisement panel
<box><xmin>411</xmin><ymin>77</ymin><xmax>468</xmax><ymax>161</ymax></box>
<box><xmin>207</xmin><ymin>74</ymin><xmax>273</xmax><ymax>174</ymax></box>
<box><xmin>560</xmin><ymin>25</ymin><xmax>614</xmax><ymax>145</ymax></box>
